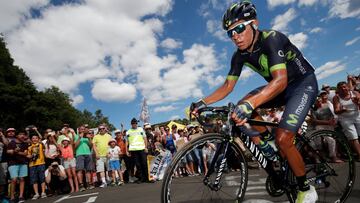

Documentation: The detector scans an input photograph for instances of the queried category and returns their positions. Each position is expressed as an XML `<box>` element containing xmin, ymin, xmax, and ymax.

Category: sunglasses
<box><xmin>227</xmin><ymin>20</ymin><xmax>253</xmax><ymax>38</ymax></box>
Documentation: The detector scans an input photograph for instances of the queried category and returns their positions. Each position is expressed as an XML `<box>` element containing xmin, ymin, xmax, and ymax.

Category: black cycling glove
<box><xmin>234</xmin><ymin>101</ymin><xmax>254</xmax><ymax>120</ymax></box>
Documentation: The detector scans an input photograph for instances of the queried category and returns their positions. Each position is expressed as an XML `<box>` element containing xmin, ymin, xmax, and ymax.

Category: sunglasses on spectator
<box><xmin>227</xmin><ymin>20</ymin><xmax>253</xmax><ymax>38</ymax></box>
<box><xmin>99</xmin><ymin>128</ymin><xmax>105</xmax><ymax>130</ymax></box>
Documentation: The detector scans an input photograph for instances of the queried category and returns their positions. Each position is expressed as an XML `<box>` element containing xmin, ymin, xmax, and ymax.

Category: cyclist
<box><xmin>190</xmin><ymin>1</ymin><xmax>318</xmax><ymax>202</ymax></box>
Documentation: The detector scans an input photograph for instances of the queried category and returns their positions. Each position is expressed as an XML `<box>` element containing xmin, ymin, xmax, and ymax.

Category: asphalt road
<box><xmin>35</xmin><ymin>162</ymin><xmax>360</xmax><ymax>203</ymax></box>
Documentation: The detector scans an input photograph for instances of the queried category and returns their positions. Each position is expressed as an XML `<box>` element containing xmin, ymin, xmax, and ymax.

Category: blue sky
<box><xmin>0</xmin><ymin>0</ymin><xmax>359</xmax><ymax>129</ymax></box>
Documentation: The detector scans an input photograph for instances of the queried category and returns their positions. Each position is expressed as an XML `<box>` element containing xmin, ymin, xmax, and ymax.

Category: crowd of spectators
<box><xmin>1</xmin><ymin>74</ymin><xmax>359</xmax><ymax>203</ymax></box>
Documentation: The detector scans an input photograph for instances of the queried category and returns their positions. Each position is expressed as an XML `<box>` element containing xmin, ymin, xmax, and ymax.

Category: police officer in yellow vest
<box><xmin>125</xmin><ymin>118</ymin><xmax>149</xmax><ymax>183</ymax></box>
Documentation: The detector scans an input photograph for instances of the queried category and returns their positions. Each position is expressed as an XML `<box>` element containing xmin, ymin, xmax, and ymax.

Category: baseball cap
<box><xmin>114</xmin><ymin>129</ymin><xmax>121</xmax><ymax>134</ymax></box>
<box><xmin>131</xmin><ymin>118</ymin><xmax>138</xmax><ymax>124</ymax></box>
<box><xmin>144</xmin><ymin>123</ymin><xmax>151</xmax><ymax>129</ymax></box>
<box><xmin>321</xmin><ymin>84</ymin><xmax>330</xmax><ymax>90</ymax></box>
<box><xmin>6</xmin><ymin>128</ymin><xmax>16</xmax><ymax>132</ymax></box>
<box><xmin>108</xmin><ymin>139</ymin><xmax>116</xmax><ymax>145</ymax></box>
<box><xmin>62</xmin><ymin>137</ymin><xmax>71</xmax><ymax>143</ymax></box>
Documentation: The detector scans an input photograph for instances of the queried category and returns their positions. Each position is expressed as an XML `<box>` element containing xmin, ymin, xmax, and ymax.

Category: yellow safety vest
<box><xmin>127</xmin><ymin>127</ymin><xmax>146</xmax><ymax>151</ymax></box>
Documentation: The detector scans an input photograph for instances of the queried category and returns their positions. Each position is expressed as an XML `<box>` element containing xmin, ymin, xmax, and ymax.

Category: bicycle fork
<box><xmin>203</xmin><ymin>141</ymin><xmax>230</xmax><ymax>191</ymax></box>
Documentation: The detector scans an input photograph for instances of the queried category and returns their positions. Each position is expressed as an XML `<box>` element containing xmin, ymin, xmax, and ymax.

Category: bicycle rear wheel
<box><xmin>161</xmin><ymin>133</ymin><xmax>248</xmax><ymax>203</ymax></box>
<box><xmin>293</xmin><ymin>130</ymin><xmax>356</xmax><ymax>203</ymax></box>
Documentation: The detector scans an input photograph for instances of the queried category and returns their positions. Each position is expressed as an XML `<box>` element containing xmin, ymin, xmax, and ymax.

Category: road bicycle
<box><xmin>161</xmin><ymin>103</ymin><xmax>356</xmax><ymax>203</ymax></box>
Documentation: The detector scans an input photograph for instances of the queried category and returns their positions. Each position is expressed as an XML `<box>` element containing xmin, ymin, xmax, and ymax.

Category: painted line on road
<box><xmin>247</xmin><ymin>178</ymin><xmax>266</xmax><ymax>185</ymax></box>
<box><xmin>54</xmin><ymin>192</ymin><xmax>99</xmax><ymax>203</ymax></box>
<box><xmin>67</xmin><ymin>192</ymin><xmax>99</xmax><ymax>199</ymax></box>
<box><xmin>83</xmin><ymin>196</ymin><xmax>97</xmax><ymax>203</ymax></box>
<box><xmin>245</xmin><ymin>191</ymin><xmax>269</xmax><ymax>196</ymax></box>
<box><xmin>246</xmin><ymin>186</ymin><xmax>266</xmax><ymax>191</ymax></box>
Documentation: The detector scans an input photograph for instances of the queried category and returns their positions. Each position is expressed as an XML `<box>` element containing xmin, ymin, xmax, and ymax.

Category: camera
<box><xmin>31</xmin><ymin>154</ymin><xmax>39</xmax><ymax>161</ymax></box>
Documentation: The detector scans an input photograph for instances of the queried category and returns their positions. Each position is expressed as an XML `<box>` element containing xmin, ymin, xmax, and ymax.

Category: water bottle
<box><xmin>259</xmin><ymin>140</ymin><xmax>277</xmax><ymax>161</ymax></box>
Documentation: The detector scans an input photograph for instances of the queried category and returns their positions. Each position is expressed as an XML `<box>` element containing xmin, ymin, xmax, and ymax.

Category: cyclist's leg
<box><xmin>239</xmin><ymin>86</ymin><xmax>285</xmax><ymax>145</ymax></box>
<box><xmin>276</xmin><ymin>73</ymin><xmax>318</xmax><ymax>192</ymax></box>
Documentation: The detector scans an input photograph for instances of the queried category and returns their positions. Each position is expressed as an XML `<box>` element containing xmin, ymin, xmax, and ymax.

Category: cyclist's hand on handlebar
<box><xmin>190</xmin><ymin>99</ymin><xmax>207</xmax><ymax>116</ymax></box>
<box><xmin>231</xmin><ymin>101</ymin><xmax>254</xmax><ymax>126</ymax></box>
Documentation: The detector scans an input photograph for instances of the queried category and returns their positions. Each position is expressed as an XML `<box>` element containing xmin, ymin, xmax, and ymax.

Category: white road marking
<box><xmin>246</xmin><ymin>186</ymin><xmax>266</xmax><ymax>191</ymax></box>
<box><xmin>247</xmin><ymin>178</ymin><xmax>266</xmax><ymax>185</ymax></box>
<box><xmin>245</xmin><ymin>191</ymin><xmax>269</xmax><ymax>196</ymax></box>
<box><xmin>54</xmin><ymin>195</ymin><xmax>70</xmax><ymax>203</ymax></box>
<box><xmin>53</xmin><ymin>192</ymin><xmax>99</xmax><ymax>203</ymax></box>
<box><xmin>83</xmin><ymin>196</ymin><xmax>97</xmax><ymax>203</ymax></box>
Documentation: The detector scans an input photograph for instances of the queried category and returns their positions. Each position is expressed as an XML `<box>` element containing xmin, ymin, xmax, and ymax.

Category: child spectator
<box><xmin>27</xmin><ymin>134</ymin><xmax>47</xmax><ymax>200</ymax></box>
<box><xmin>45</xmin><ymin>131</ymin><xmax>60</xmax><ymax>167</ymax></box>
<box><xmin>107</xmin><ymin>139</ymin><xmax>124</xmax><ymax>186</ymax></box>
<box><xmin>7</xmin><ymin>131</ymin><xmax>29</xmax><ymax>203</ymax></box>
<box><xmin>56</xmin><ymin>137</ymin><xmax>79</xmax><ymax>193</ymax></box>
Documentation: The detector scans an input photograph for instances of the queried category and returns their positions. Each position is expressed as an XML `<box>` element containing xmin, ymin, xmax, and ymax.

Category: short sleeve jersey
<box><xmin>74</xmin><ymin>134</ymin><xmax>91</xmax><ymax>156</ymax></box>
<box><xmin>227</xmin><ymin>30</ymin><xmax>314</xmax><ymax>84</ymax></box>
<box><xmin>93</xmin><ymin>133</ymin><xmax>112</xmax><ymax>157</ymax></box>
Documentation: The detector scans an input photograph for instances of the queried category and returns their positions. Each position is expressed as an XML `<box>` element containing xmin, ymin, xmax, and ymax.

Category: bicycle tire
<box><xmin>161</xmin><ymin>133</ymin><xmax>248</xmax><ymax>203</ymax></box>
<box><xmin>289</xmin><ymin>130</ymin><xmax>356</xmax><ymax>203</ymax></box>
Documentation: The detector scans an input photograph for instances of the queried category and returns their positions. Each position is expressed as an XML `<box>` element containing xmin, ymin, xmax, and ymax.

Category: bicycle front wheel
<box><xmin>295</xmin><ymin>130</ymin><xmax>356</xmax><ymax>203</ymax></box>
<box><xmin>161</xmin><ymin>133</ymin><xmax>248</xmax><ymax>203</ymax></box>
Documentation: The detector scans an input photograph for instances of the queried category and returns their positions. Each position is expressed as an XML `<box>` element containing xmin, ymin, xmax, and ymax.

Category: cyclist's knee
<box><xmin>275</xmin><ymin>128</ymin><xmax>295</xmax><ymax>150</ymax></box>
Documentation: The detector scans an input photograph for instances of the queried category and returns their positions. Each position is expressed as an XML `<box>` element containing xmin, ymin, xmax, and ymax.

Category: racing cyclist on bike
<box><xmin>190</xmin><ymin>1</ymin><xmax>318</xmax><ymax>203</ymax></box>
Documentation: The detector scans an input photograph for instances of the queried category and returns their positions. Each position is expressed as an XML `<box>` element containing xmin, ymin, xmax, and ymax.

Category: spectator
<box><xmin>56</xmin><ymin>137</ymin><xmax>79</xmax><ymax>193</ymax></box>
<box><xmin>347</xmin><ymin>74</ymin><xmax>360</xmax><ymax>92</ymax></box>
<box><xmin>74</xmin><ymin>125</ymin><xmax>94</xmax><ymax>191</ymax></box>
<box><xmin>177</xmin><ymin>129</ymin><xmax>195</xmax><ymax>176</ymax></box>
<box><xmin>322</xmin><ymin>84</ymin><xmax>336</xmax><ymax>103</ymax></box>
<box><xmin>27</xmin><ymin>134</ymin><xmax>47</xmax><ymax>200</ymax></box>
<box><xmin>144</xmin><ymin>123</ymin><xmax>155</xmax><ymax>155</ymax></box>
<box><xmin>57</xmin><ymin>125</ymin><xmax>75</xmax><ymax>145</ymax></box>
<box><xmin>45</xmin><ymin>162</ymin><xmax>69</xmax><ymax>195</ymax></box>
<box><xmin>125</xmin><ymin>118</ymin><xmax>150</xmax><ymax>183</ymax></box>
<box><xmin>6</xmin><ymin>128</ymin><xmax>16</xmax><ymax>143</ymax></box>
<box><xmin>265</xmin><ymin>108</ymin><xmax>281</xmax><ymax>123</ymax></box>
<box><xmin>114</xmin><ymin>129</ymin><xmax>129</xmax><ymax>181</ymax></box>
<box><xmin>333</xmin><ymin>81</ymin><xmax>360</xmax><ymax>160</ymax></box>
<box><xmin>202</xmin><ymin>142</ymin><xmax>216</xmax><ymax>175</ymax></box>
<box><xmin>171</xmin><ymin>125</ymin><xmax>180</xmax><ymax>140</ymax></box>
<box><xmin>154</xmin><ymin>131</ymin><xmax>165</xmax><ymax>153</ymax></box>
<box><xmin>0</xmin><ymin>129</ymin><xmax>8</xmax><ymax>200</ymax></box>
<box><xmin>7</xmin><ymin>131</ymin><xmax>29</xmax><ymax>203</ymax></box>
<box><xmin>107</xmin><ymin>139</ymin><xmax>124</xmax><ymax>186</ymax></box>
<box><xmin>45</xmin><ymin>131</ymin><xmax>60</xmax><ymax>167</ymax></box>
<box><xmin>163</xmin><ymin>127</ymin><xmax>176</xmax><ymax>155</ymax></box>
<box><xmin>92</xmin><ymin>125</ymin><xmax>112</xmax><ymax>188</ymax></box>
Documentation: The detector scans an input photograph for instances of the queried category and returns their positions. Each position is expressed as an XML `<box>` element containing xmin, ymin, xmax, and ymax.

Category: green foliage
<box><xmin>0</xmin><ymin>37</ymin><xmax>114</xmax><ymax>132</ymax></box>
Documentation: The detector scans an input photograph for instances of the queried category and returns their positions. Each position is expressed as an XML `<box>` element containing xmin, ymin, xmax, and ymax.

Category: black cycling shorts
<box><xmin>248</xmin><ymin>73</ymin><xmax>318</xmax><ymax>133</ymax></box>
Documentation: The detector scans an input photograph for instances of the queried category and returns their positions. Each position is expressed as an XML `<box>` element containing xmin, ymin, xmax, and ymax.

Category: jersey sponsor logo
<box><xmin>286</xmin><ymin>114</ymin><xmax>299</xmax><ymax>126</ymax></box>
<box><xmin>278</xmin><ymin>50</ymin><xmax>284</xmax><ymax>57</ymax></box>
<box><xmin>294</xmin><ymin>58</ymin><xmax>307</xmax><ymax>74</ymax></box>
<box><xmin>262</xmin><ymin>30</ymin><xmax>276</xmax><ymax>39</ymax></box>
<box><xmin>295</xmin><ymin>92</ymin><xmax>309</xmax><ymax>116</ymax></box>
<box><xmin>285</xmin><ymin>51</ymin><xmax>296</xmax><ymax>61</ymax></box>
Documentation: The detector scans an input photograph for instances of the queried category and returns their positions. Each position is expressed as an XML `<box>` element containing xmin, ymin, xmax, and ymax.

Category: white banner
<box><xmin>148</xmin><ymin>150</ymin><xmax>172</xmax><ymax>181</ymax></box>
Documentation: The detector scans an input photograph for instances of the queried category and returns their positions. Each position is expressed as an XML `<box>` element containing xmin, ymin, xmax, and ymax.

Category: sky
<box><xmin>0</xmin><ymin>0</ymin><xmax>359</xmax><ymax>129</ymax></box>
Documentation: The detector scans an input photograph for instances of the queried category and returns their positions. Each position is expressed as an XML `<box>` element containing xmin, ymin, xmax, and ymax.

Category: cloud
<box><xmin>160</xmin><ymin>38</ymin><xmax>182</xmax><ymax>50</ymax></box>
<box><xmin>309</xmin><ymin>27</ymin><xmax>323</xmax><ymax>33</ymax></box>
<box><xmin>1</xmin><ymin>0</ymin><xmax>222</xmax><ymax>105</ymax></box>
<box><xmin>0</xmin><ymin>0</ymin><xmax>49</xmax><ymax>33</ymax></box>
<box><xmin>91</xmin><ymin>79</ymin><xmax>137</xmax><ymax>102</ymax></box>
<box><xmin>154</xmin><ymin>105</ymin><xmax>177</xmax><ymax>112</ymax></box>
<box><xmin>206</xmin><ymin>75</ymin><xmax>225</xmax><ymax>87</ymax></box>
<box><xmin>345</xmin><ymin>36</ymin><xmax>360</xmax><ymax>46</ymax></box>
<box><xmin>271</xmin><ymin>8</ymin><xmax>297</xmax><ymax>33</ymax></box>
<box><xmin>267</xmin><ymin>0</ymin><xmax>296</xmax><ymax>9</ymax></box>
<box><xmin>170</xmin><ymin>115</ymin><xmax>180</xmax><ymax>120</ymax></box>
<box><xmin>357</xmin><ymin>27</ymin><xmax>360</xmax><ymax>31</ymax></box>
<box><xmin>71</xmin><ymin>94</ymin><xmax>84</xmax><ymax>106</ymax></box>
<box><xmin>329</xmin><ymin>0</ymin><xmax>360</xmax><ymax>19</ymax></box>
<box><xmin>239</xmin><ymin>67</ymin><xmax>255</xmax><ymax>81</ymax></box>
<box><xmin>298</xmin><ymin>0</ymin><xmax>317</xmax><ymax>6</ymax></box>
<box><xmin>288</xmin><ymin>32</ymin><xmax>308</xmax><ymax>49</ymax></box>
<box><xmin>315</xmin><ymin>60</ymin><xmax>346</xmax><ymax>80</ymax></box>
<box><xmin>206</xmin><ymin>19</ymin><xmax>227</xmax><ymax>41</ymax></box>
